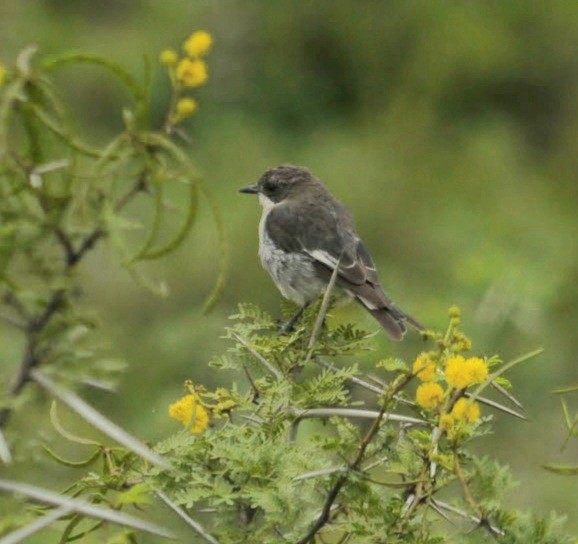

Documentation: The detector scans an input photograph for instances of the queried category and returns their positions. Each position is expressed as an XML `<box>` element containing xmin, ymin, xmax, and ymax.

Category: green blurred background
<box><xmin>2</xmin><ymin>0</ymin><xmax>578</xmax><ymax>537</ymax></box>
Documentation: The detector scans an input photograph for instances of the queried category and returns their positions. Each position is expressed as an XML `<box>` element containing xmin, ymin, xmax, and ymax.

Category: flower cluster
<box><xmin>169</xmin><ymin>392</ymin><xmax>209</xmax><ymax>434</ymax></box>
<box><xmin>168</xmin><ymin>380</ymin><xmax>236</xmax><ymax>435</ymax></box>
<box><xmin>445</xmin><ymin>355</ymin><xmax>488</xmax><ymax>389</ymax></box>
<box><xmin>413</xmin><ymin>307</ymin><xmax>490</xmax><ymax>432</ymax></box>
<box><xmin>159</xmin><ymin>30</ymin><xmax>213</xmax><ymax>126</ymax></box>
<box><xmin>412</xmin><ymin>352</ymin><xmax>436</xmax><ymax>382</ymax></box>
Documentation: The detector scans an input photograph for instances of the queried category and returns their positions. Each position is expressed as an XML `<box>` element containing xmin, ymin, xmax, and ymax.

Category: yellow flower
<box><xmin>159</xmin><ymin>49</ymin><xmax>178</xmax><ymax>66</ymax></box>
<box><xmin>445</xmin><ymin>355</ymin><xmax>488</xmax><ymax>389</ymax></box>
<box><xmin>445</xmin><ymin>355</ymin><xmax>470</xmax><ymax>389</ymax></box>
<box><xmin>183</xmin><ymin>30</ymin><xmax>213</xmax><ymax>57</ymax></box>
<box><xmin>0</xmin><ymin>64</ymin><xmax>7</xmax><ymax>86</ymax></box>
<box><xmin>176</xmin><ymin>58</ymin><xmax>208</xmax><ymax>87</ymax></box>
<box><xmin>448</xmin><ymin>305</ymin><xmax>461</xmax><ymax>318</ymax></box>
<box><xmin>465</xmin><ymin>357</ymin><xmax>488</xmax><ymax>384</ymax></box>
<box><xmin>451</xmin><ymin>398</ymin><xmax>481</xmax><ymax>422</ymax></box>
<box><xmin>416</xmin><ymin>382</ymin><xmax>444</xmax><ymax>410</ymax></box>
<box><xmin>175</xmin><ymin>97</ymin><xmax>198</xmax><ymax>118</ymax></box>
<box><xmin>412</xmin><ymin>353</ymin><xmax>436</xmax><ymax>382</ymax></box>
<box><xmin>168</xmin><ymin>394</ymin><xmax>209</xmax><ymax>434</ymax></box>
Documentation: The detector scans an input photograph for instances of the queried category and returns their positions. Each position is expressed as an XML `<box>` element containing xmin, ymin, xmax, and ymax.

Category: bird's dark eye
<box><xmin>262</xmin><ymin>180</ymin><xmax>277</xmax><ymax>194</ymax></box>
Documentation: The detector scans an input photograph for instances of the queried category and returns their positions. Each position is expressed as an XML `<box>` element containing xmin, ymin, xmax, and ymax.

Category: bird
<box><xmin>239</xmin><ymin>165</ymin><xmax>424</xmax><ymax>340</ymax></box>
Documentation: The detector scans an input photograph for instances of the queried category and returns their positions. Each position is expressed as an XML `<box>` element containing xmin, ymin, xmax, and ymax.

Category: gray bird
<box><xmin>240</xmin><ymin>165</ymin><xmax>424</xmax><ymax>339</ymax></box>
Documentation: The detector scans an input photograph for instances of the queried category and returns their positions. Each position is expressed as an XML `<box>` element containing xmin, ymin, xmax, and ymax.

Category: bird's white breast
<box><xmin>257</xmin><ymin>197</ymin><xmax>326</xmax><ymax>306</ymax></box>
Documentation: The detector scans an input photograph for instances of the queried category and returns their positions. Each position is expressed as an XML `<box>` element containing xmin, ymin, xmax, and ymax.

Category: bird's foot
<box><xmin>278</xmin><ymin>302</ymin><xmax>310</xmax><ymax>335</ymax></box>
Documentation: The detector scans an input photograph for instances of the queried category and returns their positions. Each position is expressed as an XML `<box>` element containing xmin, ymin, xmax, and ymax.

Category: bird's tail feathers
<box><xmin>365</xmin><ymin>308</ymin><xmax>406</xmax><ymax>341</ymax></box>
<box><xmin>351</xmin><ymin>284</ymin><xmax>425</xmax><ymax>340</ymax></box>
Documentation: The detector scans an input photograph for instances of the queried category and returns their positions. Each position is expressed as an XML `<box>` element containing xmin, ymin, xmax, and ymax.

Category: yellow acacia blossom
<box><xmin>445</xmin><ymin>355</ymin><xmax>488</xmax><ymax>389</ymax></box>
<box><xmin>176</xmin><ymin>58</ymin><xmax>208</xmax><ymax>87</ymax></box>
<box><xmin>175</xmin><ymin>97</ymin><xmax>198</xmax><ymax>120</ymax></box>
<box><xmin>451</xmin><ymin>398</ymin><xmax>481</xmax><ymax>422</ymax></box>
<box><xmin>168</xmin><ymin>393</ymin><xmax>209</xmax><ymax>434</ymax></box>
<box><xmin>412</xmin><ymin>353</ymin><xmax>436</xmax><ymax>382</ymax></box>
<box><xmin>448</xmin><ymin>306</ymin><xmax>461</xmax><ymax>318</ymax></box>
<box><xmin>466</xmin><ymin>356</ymin><xmax>488</xmax><ymax>383</ymax></box>
<box><xmin>416</xmin><ymin>382</ymin><xmax>444</xmax><ymax>410</ymax></box>
<box><xmin>0</xmin><ymin>65</ymin><xmax>7</xmax><ymax>86</ymax></box>
<box><xmin>183</xmin><ymin>30</ymin><xmax>213</xmax><ymax>57</ymax></box>
<box><xmin>445</xmin><ymin>356</ymin><xmax>470</xmax><ymax>389</ymax></box>
<box><xmin>159</xmin><ymin>49</ymin><xmax>178</xmax><ymax>66</ymax></box>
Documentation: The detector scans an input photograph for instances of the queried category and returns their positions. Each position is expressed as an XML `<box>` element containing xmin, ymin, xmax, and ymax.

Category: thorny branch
<box><xmin>297</xmin><ymin>372</ymin><xmax>414</xmax><ymax>544</ymax></box>
<box><xmin>0</xmin><ymin>176</ymin><xmax>149</xmax><ymax>429</ymax></box>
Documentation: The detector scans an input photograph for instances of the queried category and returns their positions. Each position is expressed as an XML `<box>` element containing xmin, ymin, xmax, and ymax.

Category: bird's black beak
<box><xmin>239</xmin><ymin>184</ymin><xmax>259</xmax><ymax>194</ymax></box>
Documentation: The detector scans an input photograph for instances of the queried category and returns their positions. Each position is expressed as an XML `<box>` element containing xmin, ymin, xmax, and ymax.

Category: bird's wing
<box><xmin>265</xmin><ymin>201</ymin><xmax>425</xmax><ymax>336</ymax></box>
<box><xmin>264</xmin><ymin>201</ymin><xmax>373</xmax><ymax>287</ymax></box>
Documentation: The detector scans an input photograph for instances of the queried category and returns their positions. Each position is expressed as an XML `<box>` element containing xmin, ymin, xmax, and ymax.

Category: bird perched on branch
<box><xmin>240</xmin><ymin>165</ymin><xmax>424</xmax><ymax>340</ymax></box>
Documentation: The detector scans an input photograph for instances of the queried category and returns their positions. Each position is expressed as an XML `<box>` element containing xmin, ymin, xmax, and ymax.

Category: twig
<box><xmin>0</xmin><ymin>175</ymin><xmax>148</xmax><ymax>430</ymax></box>
<box><xmin>431</xmin><ymin>499</ymin><xmax>504</xmax><ymax>536</ymax></box>
<box><xmin>308</xmin><ymin>257</ymin><xmax>340</xmax><ymax>350</ymax></box>
<box><xmin>297</xmin><ymin>373</ymin><xmax>413</xmax><ymax>543</ymax></box>
<box><xmin>464</xmin><ymin>392</ymin><xmax>526</xmax><ymax>420</ymax></box>
<box><xmin>0</xmin><ymin>311</ymin><xmax>26</xmax><ymax>329</ymax></box>
<box><xmin>0</xmin><ymin>480</ymin><xmax>174</xmax><ymax>539</ymax></box>
<box><xmin>0</xmin><ymin>505</ymin><xmax>72</xmax><ymax>544</ymax></box>
<box><xmin>156</xmin><ymin>490</ymin><xmax>220</xmax><ymax>544</ymax></box>
<box><xmin>230</xmin><ymin>332</ymin><xmax>283</xmax><ymax>381</ymax></box>
<box><xmin>490</xmin><ymin>380</ymin><xmax>524</xmax><ymax>409</ymax></box>
<box><xmin>290</xmin><ymin>407</ymin><xmax>427</xmax><ymax>426</ymax></box>
<box><xmin>453</xmin><ymin>450</ymin><xmax>481</xmax><ymax>517</ymax></box>
<box><xmin>0</xmin><ymin>428</ymin><xmax>12</xmax><ymax>465</ymax></box>
<box><xmin>31</xmin><ymin>369</ymin><xmax>171</xmax><ymax>469</ymax></box>
<box><xmin>313</xmin><ymin>357</ymin><xmax>414</xmax><ymax>406</ymax></box>
<box><xmin>292</xmin><ymin>466</ymin><xmax>348</xmax><ymax>482</ymax></box>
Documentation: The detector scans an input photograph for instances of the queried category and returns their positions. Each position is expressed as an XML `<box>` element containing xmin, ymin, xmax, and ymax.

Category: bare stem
<box><xmin>0</xmin><ymin>175</ymin><xmax>148</xmax><ymax>430</ymax></box>
<box><xmin>297</xmin><ymin>373</ymin><xmax>413</xmax><ymax>544</ymax></box>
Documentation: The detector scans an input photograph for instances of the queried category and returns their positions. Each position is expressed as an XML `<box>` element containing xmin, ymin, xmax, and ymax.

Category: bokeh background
<box><xmin>2</xmin><ymin>0</ymin><xmax>578</xmax><ymax>538</ymax></box>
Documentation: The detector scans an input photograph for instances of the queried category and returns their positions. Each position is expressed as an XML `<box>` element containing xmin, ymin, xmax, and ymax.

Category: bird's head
<box><xmin>240</xmin><ymin>165</ymin><xmax>317</xmax><ymax>206</ymax></box>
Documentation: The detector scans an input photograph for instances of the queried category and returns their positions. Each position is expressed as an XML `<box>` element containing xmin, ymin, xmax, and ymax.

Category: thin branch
<box><xmin>0</xmin><ymin>505</ymin><xmax>72</xmax><ymax>544</ymax></box>
<box><xmin>313</xmin><ymin>357</ymin><xmax>383</xmax><ymax>394</ymax></box>
<box><xmin>297</xmin><ymin>373</ymin><xmax>414</xmax><ymax>543</ymax></box>
<box><xmin>230</xmin><ymin>332</ymin><xmax>283</xmax><ymax>380</ymax></box>
<box><xmin>0</xmin><ymin>311</ymin><xmax>26</xmax><ymax>329</ymax></box>
<box><xmin>156</xmin><ymin>490</ymin><xmax>220</xmax><ymax>544</ymax></box>
<box><xmin>490</xmin><ymin>380</ymin><xmax>524</xmax><ymax>409</ymax></box>
<box><xmin>292</xmin><ymin>466</ymin><xmax>348</xmax><ymax>482</ymax></box>
<box><xmin>290</xmin><ymin>407</ymin><xmax>427</xmax><ymax>426</ymax></box>
<box><xmin>0</xmin><ymin>480</ymin><xmax>175</xmax><ymax>539</ymax></box>
<box><xmin>453</xmin><ymin>450</ymin><xmax>482</xmax><ymax>518</ymax></box>
<box><xmin>0</xmin><ymin>175</ymin><xmax>149</xmax><ymax>430</ymax></box>
<box><xmin>31</xmin><ymin>369</ymin><xmax>171</xmax><ymax>469</ymax></box>
<box><xmin>465</xmin><ymin>392</ymin><xmax>526</xmax><ymax>420</ymax></box>
<box><xmin>308</xmin><ymin>257</ymin><xmax>340</xmax><ymax>350</ymax></box>
<box><xmin>0</xmin><ymin>428</ymin><xmax>12</xmax><ymax>465</ymax></box>
<box><xmin>431</xmin><ymin>500</ymin><xmax>504</xmax><ymax>536</ymax></box>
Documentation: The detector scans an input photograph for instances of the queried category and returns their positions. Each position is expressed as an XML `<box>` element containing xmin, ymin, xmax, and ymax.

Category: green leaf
<box><xmin>552</xmin><ymin>384</ymin><xmax>578</xmax><ymax>395</ymax></box>
<box><xmin>0</xmin><ymin>480</ymin><xmax>174</xmax><ymax>539</ymax></box>
<box><xmin>41</xmin><ymin>53</ymin><xmax>145</xmax><ymax>105</ymax></box>
<box><xmin>542</xmin><ymin>464</ymin><xmax>578</xmax><ymax>476</ymax></box>
<box><xmin>200</xmin><ymin>185</ymin><xmax>228</xmax><ymax>313</ymax></box>
<box><xmin>116</xmin><ymin>483</ymin><xmax>152</xmax><ymax>506</ymax></box>
<box><xmin>42</xmin><ymin>445</ymin><xmax>101</xmax><ymax>468</ymax></box>
<box><xmin>50</xmin><ymin>401</ymin><xmax>101</xmax><ymax>446</ymax></box>
<box><xmin>134</xmin><ymin>180</ymin><xmax>199</xmax><ymax>261</ymax></box>
<box><xmin>377</xmin><ymin>358</ymin><xmax>409</xmax><ymax>373</ymax></box>
<box><xmin>31</xmin><ymin>370</ymin><xmax>171</xmax><ymax>470</ymax></box>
